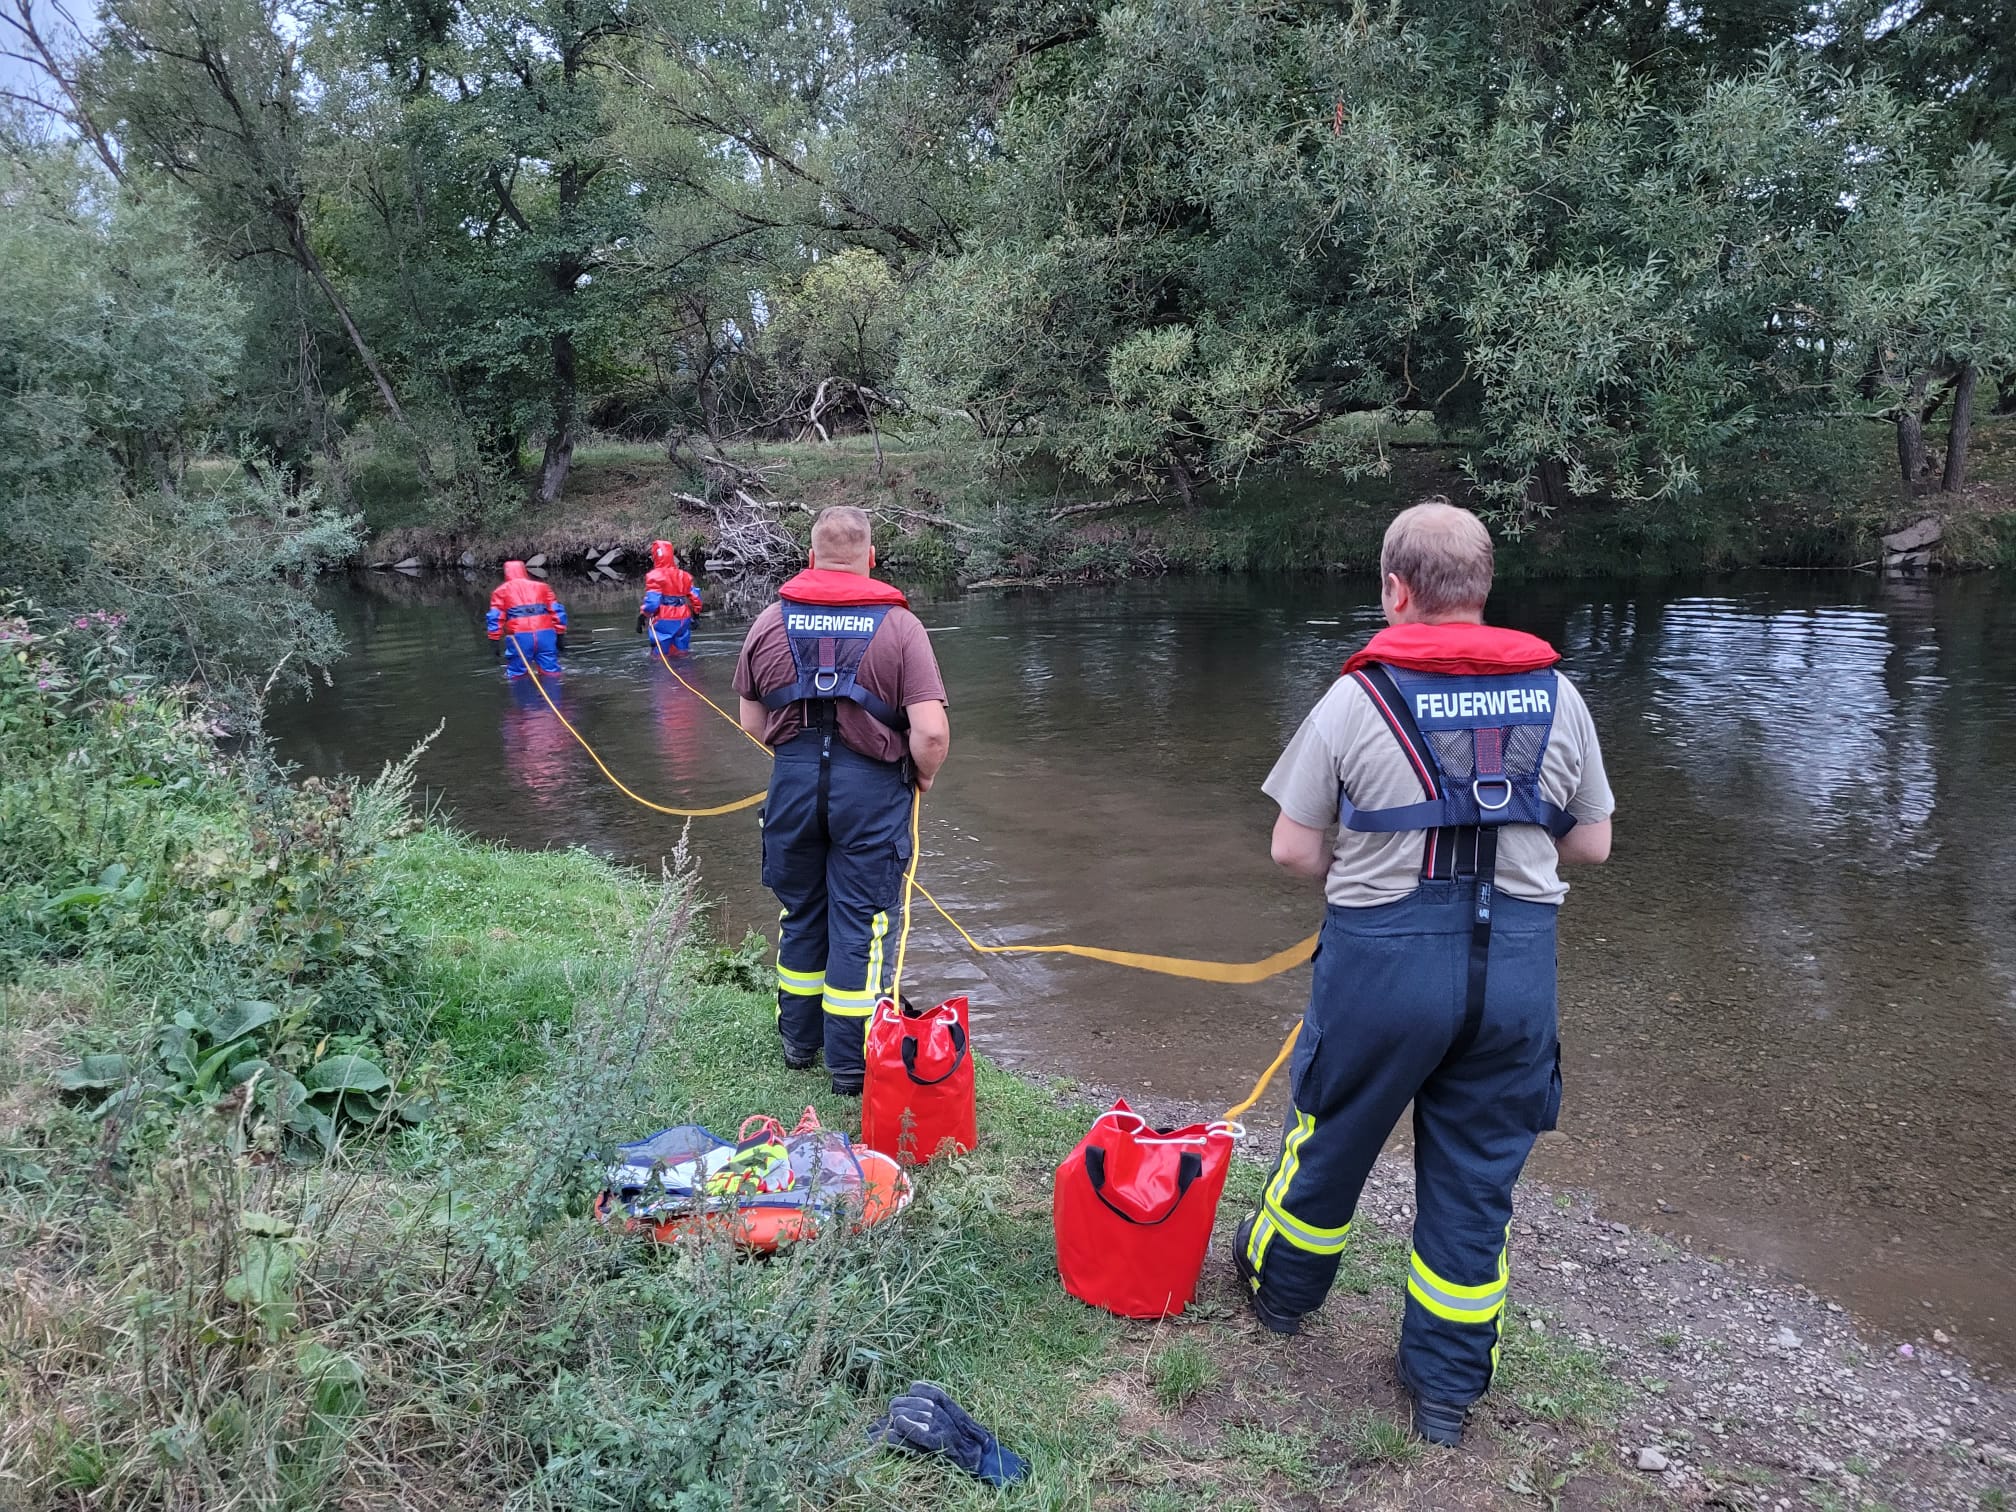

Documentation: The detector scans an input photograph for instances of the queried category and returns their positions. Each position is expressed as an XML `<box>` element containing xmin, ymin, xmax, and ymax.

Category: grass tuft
<box><xmin>1150</xmin><ymin>1336</ymin><xmax>1219</xmax><ymax>1411</ymax></box>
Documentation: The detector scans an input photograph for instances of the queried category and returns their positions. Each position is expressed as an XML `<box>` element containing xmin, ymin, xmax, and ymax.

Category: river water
<box><xmin>269</xmin><ymin>569</ymin><xmax>2016</xmax><ymax>1368</ymax></box>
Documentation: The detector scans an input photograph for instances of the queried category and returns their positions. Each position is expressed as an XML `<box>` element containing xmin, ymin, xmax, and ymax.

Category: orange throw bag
<box><xmin>861</xmin><ymin>995</ymin><xmax>977</xmax><ymax>1164</ymax></box>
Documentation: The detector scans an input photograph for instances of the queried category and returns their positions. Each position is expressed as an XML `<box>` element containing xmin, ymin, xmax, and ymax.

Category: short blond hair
<box><xmin>1380</xmin><ymin>499</ymin><xmax>1494</xmax><ymax>615</ymax></box>
<box><xmin>811</xmin><ymin>505</ymin><xmax>873</xmax><ymax>563</ymax></box>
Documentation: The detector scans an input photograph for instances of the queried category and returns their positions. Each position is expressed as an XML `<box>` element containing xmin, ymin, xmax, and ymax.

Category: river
<box><xmin>268</xmin><ymin>568</ymin><xmax>2016</xmax><ymax>1369</ymax></box>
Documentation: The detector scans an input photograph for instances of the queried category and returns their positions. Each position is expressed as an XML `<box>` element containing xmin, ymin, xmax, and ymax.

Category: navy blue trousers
<box><xmin>1244</xmin><ymin>883</ymin><xmax>1561</xmax><ymax>1407</ymax></box>
<box><xmin>761</xmin><ymin>731</ymin><xmax>912</xmax><ymax>1087</ymax></box>
<box><xmin>502</xmin><ymin>629</ymin><xmax>561</xmax><ymax>677</ymax></box>
<box><xmin>647</xmin><ymin>617</ymin><xmax>693</xmax><ymax>654</ymax></box>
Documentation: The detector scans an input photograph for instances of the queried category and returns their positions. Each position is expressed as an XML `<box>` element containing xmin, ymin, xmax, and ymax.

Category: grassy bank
<box><xmin>0</xmin><ymin>605</ymin><xmax>1654</xmax><ymax>1509</ymax></box>
<box><xmin>1</xmin><ymin>822</ymin><xmax>1667</xmax><ymax>1511</ymax></box>
<box><xmin>360</xmin><ymin>414</ymin><xmax>2016</xmax><ymax>585</ymax></box>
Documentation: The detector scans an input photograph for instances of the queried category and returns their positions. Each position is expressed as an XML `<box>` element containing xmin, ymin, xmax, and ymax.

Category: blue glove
<box><xmin>868</xmin><ymin>1381</ymin><xmax>1027</xmax><ymax>1487</ymax></box>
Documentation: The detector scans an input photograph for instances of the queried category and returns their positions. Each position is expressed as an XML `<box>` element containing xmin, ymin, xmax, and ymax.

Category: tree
<box><xmin>1835</xmin><ymin>147</ymin><xmax>2016</xmax><ymax>493</ymax></box>
<box><xmin>82</xmin><ymin>0</ymin><xmax>425</xmax><ymax>467</ymax></box>
<box><xmin>766</xmin><ymin>249</ymin><xmax>904</xmax><ymax>466</ymax></box>
<box><xmin>0</xmin><ymin>150</ymin><xmax>358</xmax><ymax>685</ymax></box>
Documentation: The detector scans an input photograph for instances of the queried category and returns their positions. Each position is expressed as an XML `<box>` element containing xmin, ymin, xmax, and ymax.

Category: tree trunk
<box><xmin>856</xmin><ymin>382</ymin><xmax>885</xmax><ymax>477</ymax></box>
<box><xmin>286</xmin><ymin>216</ymin><xmax>410</xmax><ymax>432</ymax></box>
<box><xmin>1532</xmin><ymin>456</ymin><xmax>1571</xmax><ymax>515</ymax></box>
<box><xmin>1895</xmin><ymin>370</ymin><xmax>1929</xmax><ymax>490</ymax></box>
<box><xmin>1941</xmin><ymin>361</ymin><xmax>1978</xmax><ymax>493</ymax></box>
<box><xmin>537</xmin><ymin>329</ymin><xmax>578</xmax><ymax>506</ymax></box>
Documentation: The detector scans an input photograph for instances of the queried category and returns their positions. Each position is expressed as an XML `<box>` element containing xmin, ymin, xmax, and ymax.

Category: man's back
<box><xmin>1264</xmin><ymin>670</ymin><xmax>1613</xmax><ymax>907</ymax></box>
<box><xmin>734</xmin><ymin>600</ymin><xmax>944</xmax><ymax>765</ymax></box>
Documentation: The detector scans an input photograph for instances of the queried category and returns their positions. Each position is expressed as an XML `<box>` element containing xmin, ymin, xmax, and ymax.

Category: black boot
<box><xmin>1395</xmin><ymin>1350</ymin><xmax>1467</xmax><ymax>1447</ymax></box>
<box><xmin>1230</xmin><ymin>1214</ymin><xmax>1303</xmax><ymax>1336</ymax></box>
<box><xmin>784</xmin><ymin>1047</ymin><xmax>817</xmax><ymax>1071</ymax></box>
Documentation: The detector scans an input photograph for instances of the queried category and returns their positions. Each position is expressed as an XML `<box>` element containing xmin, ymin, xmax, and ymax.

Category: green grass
<box><xmin>1340</xmin><ymin>1408</ymin><xmax>1422</xmax><ymax>1469</ymax></box>
<box><xmin>1222</xmin><ymin>1422</ymin><xmax>1328</xmax><ymax>1494</ymax></box>
<box><xmin>382</xmin><ymin>829</ymin><xmax>647</xmax><ymax>1085</ymax></box>
<box><xmin>1150</xmin><ymin>1337</ymin><xmax>1219</xmax><ymax>1410</ymax></box>
<box><xmin>1496</xmin><ymin>1307</ymin><xmax>1630</xmax><ymax>1426</ymax></box>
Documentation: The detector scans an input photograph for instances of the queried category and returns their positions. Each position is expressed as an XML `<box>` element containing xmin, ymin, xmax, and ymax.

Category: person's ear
<box><xmin>808</xmin><ymin>548</ymin><xmax>817</xmax><ymax>568</ymax></box>
<box><xmin>868</xmin><ymin>545</ymin><xmax>877</xmax><ymax>569</ymax></box>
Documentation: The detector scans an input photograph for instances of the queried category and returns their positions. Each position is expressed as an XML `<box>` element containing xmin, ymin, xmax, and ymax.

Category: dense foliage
<box><xmin>0</xmin><ymin>153</ymin><xmax>361</xmax><ymax>685</ymax></box>
<box><xmin>5</xmin><ymin>0</ymin><xmax>2013</xmax><ymax>537</ymax></box>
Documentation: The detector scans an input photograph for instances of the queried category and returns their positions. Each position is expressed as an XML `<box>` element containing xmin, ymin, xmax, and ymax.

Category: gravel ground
<box><xmin>1349</xmin><ymin>1153</ymin><xmax>2016</xmax><ymax>1509</ymax></box>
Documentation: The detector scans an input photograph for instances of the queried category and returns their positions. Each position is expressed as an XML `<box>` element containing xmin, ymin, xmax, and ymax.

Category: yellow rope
<box><xmin>653</xmin><ymin>637</ymin><xmax>775</xmax><ymax>754</ymax></box>
<box><xmin>1223</xmin><ymin>1021</ymin><xmax>1302</xmax><ymax>1121</ymax></box>
<box><xmin>509</xmin><ymin>635</ymin><xmax>765</xmax><ymax>817</ymax></box>
<box><xmin>907</xmin><ymin>876</ymin><xmax>1317</xmax><ymax>986</ymax></box>
<box><xmin>890</xmin><ymin>788</ymin><xmax>923</xmax><ymax>1006</ymax></box>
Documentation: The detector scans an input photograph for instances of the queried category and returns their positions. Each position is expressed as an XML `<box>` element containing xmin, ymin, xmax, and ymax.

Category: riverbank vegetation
<box><xmin>4</xmin><ymin>0</ymin><xmax>2014</xmax><ymax>588</ymax></box>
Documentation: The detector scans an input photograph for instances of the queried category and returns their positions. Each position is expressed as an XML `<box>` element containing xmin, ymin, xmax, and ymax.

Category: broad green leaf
<box><xmin>301</xmin><ymin>1054</ymin><xmax>390</xmax><ymax>1096</ymax></box>
<box><xmin>205</xmin><ymin>999</ymin><xmax>279</xmax><ymax>1043</ymax></box>
<box><xmin>58</xmin><ymin>1053</ymin><xmax>135</xmax><ymax>1091</ymax></box>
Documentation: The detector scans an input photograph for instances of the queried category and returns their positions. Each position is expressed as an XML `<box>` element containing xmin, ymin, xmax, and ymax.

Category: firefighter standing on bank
<box><xmin>1242</xmin><ymin>500</ymin><xmax>1615</xmax><ymax>1447</ymax></box>
<box><xmin>734</xmin><ymin>507</ymin><xmax>950</xmax><ymax>1096</ymax></box>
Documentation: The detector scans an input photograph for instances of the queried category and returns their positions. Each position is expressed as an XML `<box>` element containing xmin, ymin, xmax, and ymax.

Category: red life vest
<box><xmin>643</xmin><ymin>541</ymin><xmax>699</xmax><ymax>622</ymax></box>
<box><xmin>489</xmin><ymin>561</ymin><xmax>561</xmax><ymax>636</ymax></box>
<box><xmin>1341</xmin><ymin>621</ymin><xmax>1559</xmax><ymax>678</ymax></box>
<box><xmin>776</xmin><ymin>568</ymin><xmax>909</xmax><ymax>610</ymax></box>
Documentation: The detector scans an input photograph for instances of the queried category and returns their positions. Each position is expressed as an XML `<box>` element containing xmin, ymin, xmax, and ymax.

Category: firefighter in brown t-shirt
<box><xmin>734</xmin><ymin>507</ymin><xmax>950</xmax><ymax>1094</ymax></box>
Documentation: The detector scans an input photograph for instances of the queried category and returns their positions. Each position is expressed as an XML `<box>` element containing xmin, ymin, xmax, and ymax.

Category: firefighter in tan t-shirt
<box><xmin>1234</xmin><ymin>501</ymin><xmax>1614</xmax><ymax>1448</ymax></box>
<box><xmin>733</xmin><ymin>507</ymin><xmax>951</xmax><ymax>1095</ymax></box>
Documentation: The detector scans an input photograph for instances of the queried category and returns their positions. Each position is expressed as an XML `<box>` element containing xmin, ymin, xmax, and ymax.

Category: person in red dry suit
<box><xmin>637</xmin><ymin>540</ymin><xmax>705</xmax><ymax>654</ymax></box>
<box><xmin>486</xmin><ymin>561</ymin><xmax>568</xmax><ymax>677</ymax></box>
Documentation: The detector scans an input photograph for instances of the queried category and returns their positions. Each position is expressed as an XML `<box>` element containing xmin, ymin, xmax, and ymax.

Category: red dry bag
<box><xmin>1053</xmin><ymin>1101</ymin><xmax>1238</xmax><ymax>1319</ymax></box>
<box><xmin>861</xmin><ymin>995</ymin><xmax>977</xmax><ymax>1165</ymax></box>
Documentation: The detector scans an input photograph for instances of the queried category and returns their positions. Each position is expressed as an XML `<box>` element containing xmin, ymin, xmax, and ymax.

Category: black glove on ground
<box><xmin>867</xmin><ymin>1380</ymin><xmax>1027</xmax><ymax>1487</ymax></box>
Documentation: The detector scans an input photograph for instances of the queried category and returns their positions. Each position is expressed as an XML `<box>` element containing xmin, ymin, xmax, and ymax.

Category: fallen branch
<box><xmin>1048</xmin><ymin>496</ymin><xmax>1152</xmax><ymax>522</ymax></box>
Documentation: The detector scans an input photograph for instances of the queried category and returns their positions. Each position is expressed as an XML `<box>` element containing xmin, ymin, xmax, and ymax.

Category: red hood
<box><xmin>779</xmin><ymin>568</ymin><xmax>909</xmax><ymax>609</ymax></box>
<box><xmin>650</xmin><ymin>540</ymin><xmax>677</xmax><ymax>570</ymax></box>
<box><xmin>1342</xmin><ymin>622</ymin><xmax>1559</xmax><ymax>677</ymax></box>
<box><xmin>503</xmin><ymin>560</ymin><xmax>529</xmax><ymax>581</ymax></box>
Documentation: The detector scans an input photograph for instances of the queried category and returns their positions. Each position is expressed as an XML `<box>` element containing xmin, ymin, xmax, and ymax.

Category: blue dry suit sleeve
<box><xmin>485</xmin><ymin>607</ymin><xmax>502</xmax><ymax>638</ymax></box>
<box><xmin>553</xmin><ymin>602</ymin><xmax>568</xmax><ymax>630</ymax></box>
<box><xmin>642</xmin><ymin>590</ymin><xmax>664</xmax><ymax>614</ymax></box>
<box><xmin>690</xmin><ymin>587</ymin><xmax>705</xmax><ymax>611</ymax></box>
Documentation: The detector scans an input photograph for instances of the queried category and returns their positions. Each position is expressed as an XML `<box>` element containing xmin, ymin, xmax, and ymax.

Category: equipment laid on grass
<box><xmin>1053</xmin><ymin>1099</ymin><xmax>1238</xmax><ymax>1319</ymax></box>
<box><xmin>861</xmin><ymin>994</ymin><xmax>976</xmax><ymax>1165</ymax></box>
<box><xmin>593</xmin><ymin>1108</ymin><xmax>910</xmax><ymax>1251</ymax></box>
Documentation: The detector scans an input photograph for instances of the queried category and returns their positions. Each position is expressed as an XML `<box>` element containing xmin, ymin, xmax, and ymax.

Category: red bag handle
<box><xmin>1081</xmin><ymin>1146</ymin><xmax>1204</xmax><ymax>1226</ymax></box>
<box><xmin>899</xmin><ymin>1022</ymin><xmax>968</xmax><ymax>1086</ymax></box>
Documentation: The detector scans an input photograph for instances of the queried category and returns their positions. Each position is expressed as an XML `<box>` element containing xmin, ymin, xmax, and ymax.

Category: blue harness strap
<box><xmin>760</xmin><ymin>599</ymin><xmax>909</xmax><ymax>733</ymax></box>
<box><xmin>1345</xmin><ymin>662</ymin><xmax>1575</xmax><ymax>1055</ymax></box>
